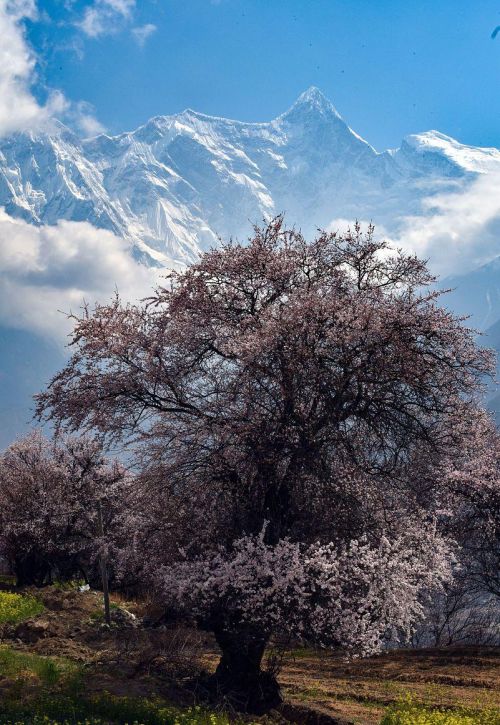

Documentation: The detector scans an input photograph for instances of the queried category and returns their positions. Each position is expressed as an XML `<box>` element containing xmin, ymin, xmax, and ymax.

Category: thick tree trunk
<box><xmin>211</xmin><ymin>625</ymin><xmax>282</xmax><ymax>714</ymax></box>
<box><xmin>13</xmin><ymin>554</ymin><xmax>49</xmax><ymax>587</ymax></box>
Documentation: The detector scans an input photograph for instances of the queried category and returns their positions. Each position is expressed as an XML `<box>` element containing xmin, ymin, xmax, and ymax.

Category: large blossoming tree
<box><xmin>37</xmin><ymin>219</ymin><xmax>494</xmax><ymax>712</ymax></box>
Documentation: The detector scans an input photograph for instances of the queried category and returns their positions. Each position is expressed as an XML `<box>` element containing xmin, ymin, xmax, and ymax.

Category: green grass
<box><xmin>89</xmin><ymin>603</ymin><xmax>121</xmax><ymax>623</ymax></box>
<box><xmin>0</xmin><ymin>592</ymin><xmax>44</xmax><ymax>625</ymax></box>
<box><xmin>0</xmin><ymin>715</ymin><xmax>98</xmax><ymax>725</ymax></box>
<box><xmin>0</xmin><ymin>645</ymin><xmax>249</xmax><ymax>725</ymax></box>
<box><xmin>0</xmin><ymin>693</ymin><xmax>244</xmax><ymax>724</ymax></box>
<box><xmin>52</xmin><ymin>579</ymin><xmax>87</xmax><ymax>592</ymax></box>
<box><xmin>0</xmin><ymin>647</ymin><xmax>79</xmax><ymax>687</ymax></box>
<box><xmin>381</xmin><ymin>702</ymin><xmax>500</xmax><ymax>725</ymax></box>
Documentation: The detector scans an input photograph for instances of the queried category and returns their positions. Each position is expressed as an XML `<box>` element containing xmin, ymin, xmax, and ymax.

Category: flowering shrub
<box><xmin>381</xmin><ymin>703</ymin><xmax>500</xmax><ymax>724</ymax></box>
<box><xmin>0</xmin><ymin>592</ymin><xmax>44</xmax><ymax>625</ymax></box>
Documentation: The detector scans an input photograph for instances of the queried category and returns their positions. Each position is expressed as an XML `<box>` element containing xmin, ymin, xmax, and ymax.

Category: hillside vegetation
<box><xmin>0</xmin><ymin>585</ymin><xmax>498</xmax><ymax>724</ymax></box>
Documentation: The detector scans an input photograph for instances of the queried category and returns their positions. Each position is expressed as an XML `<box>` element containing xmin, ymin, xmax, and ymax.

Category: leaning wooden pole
<box><xmin>97</xmin><ymin>500</ymin><xmax>111</xmax><ymax>626</ymax></box>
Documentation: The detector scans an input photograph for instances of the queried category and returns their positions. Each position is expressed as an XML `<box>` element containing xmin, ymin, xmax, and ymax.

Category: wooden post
<box><xmin>97</xmin><ymin>500</ymin><xmax>111</xmax><ymax>626</ymax></box>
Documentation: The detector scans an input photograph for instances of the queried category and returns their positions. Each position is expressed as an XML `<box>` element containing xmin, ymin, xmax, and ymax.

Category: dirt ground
<box><xmin>275</xmin><ymin>646</ymin><xmax>500</xmax><ymax>724</ymax></box>
<box><xmin>1</xmin><ymin>587</ymin><xmax>499</xmax><ymax>725</ymax></box>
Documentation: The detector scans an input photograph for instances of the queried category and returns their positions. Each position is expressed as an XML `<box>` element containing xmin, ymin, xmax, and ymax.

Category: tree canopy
<box><xmin>37</xmin><ymin>218</ymin><xmax>495</xmax><ymax>712</ymax></box>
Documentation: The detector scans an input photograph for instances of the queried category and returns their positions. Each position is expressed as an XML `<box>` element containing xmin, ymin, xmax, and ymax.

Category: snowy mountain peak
<box><xmin>3</xmin><ymin>87</ymin><xmax>500</xmax><ymax>275</ymax></box>
<box><xmin>401</xmin><ymin>130</ymin><xmax>500</xmax><ymax>173</ymax></box>
<box><xmin>281</xmin><ymin>86</ymin><xmax>342</xmax><ymax>122</ymax></box>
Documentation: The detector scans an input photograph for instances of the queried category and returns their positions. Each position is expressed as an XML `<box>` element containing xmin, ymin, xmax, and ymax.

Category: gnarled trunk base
<box><xmin>13</xmin><ymin>554</ymin><xmax>50</xmax><ymax>588</ymax></box>
<box><xmin>211</xmin><ymin>626</ymin><xmax>282</xmax><ymax>714</ymax></box>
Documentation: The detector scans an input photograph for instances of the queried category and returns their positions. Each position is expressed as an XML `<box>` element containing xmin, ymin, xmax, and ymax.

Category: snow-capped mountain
<box><xmin>3</xmin><ymin>86</ymin><xmax>500</xmax><ymax>446</ymax></box>
<box><xmin>3</xmin><ymin>86</ymin><xmax>500</xmax><ymax>272</ymax></box>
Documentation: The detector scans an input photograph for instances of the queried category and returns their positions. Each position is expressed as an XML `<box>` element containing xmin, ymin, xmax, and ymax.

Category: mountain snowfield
<box><xmin>5</xmin><ymin>86</ymin><xmax>500</xmax><ymax>272</ymax></box>
<box><xmin>2</xmin><ymin>86</ymin><xmax>500</xmax><ymax>444</ymax></box>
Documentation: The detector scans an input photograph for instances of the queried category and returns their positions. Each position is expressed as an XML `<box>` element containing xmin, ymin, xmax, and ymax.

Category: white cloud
<box><xmin>0</xmin><ymin>0</ymin><xmax>108</xmax><ymax>138</ymax></box>
<box><xmin>67</xmin><ymin>100</ymin><xmax>106</xmax><ymax>136</ymax></box>
<box><xmin>0</xmin><ymin>209</ymin><xmax>162</xmax><ymax>341</ymax></box>
<box><xmin>328</xmin><ymin>218</ymin><xmax>390</xmax><ymax>237</ymax></box>
<box><xmin>0</xmin><ymin>0</ymin><xmax>65</xmax><ymax>136</ymax></box>
<box><xmin>79</xmin><ymin>0</ymin><xmax>135</xmax><ymax>38</ymax></box>
<box><xmin>132</xmin><ymin>22</ymin><xmax>157</xmax><ymax>47</ymax></box>
<box><xmin>391</xmin><ymin>172</ymin><xmax>500</xmax><ymax>278</ymax></box>
<box><xmin>327</xmin><ymin>173</ymin><xmax>500</xmax><ymax>281</ymax></box>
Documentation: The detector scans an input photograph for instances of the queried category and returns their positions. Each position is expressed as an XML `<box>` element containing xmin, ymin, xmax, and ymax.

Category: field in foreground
<box><xmin>276</xmin><ymin>647</ymin><xmax>500</xmax><ymax>723</ymax></box>
<box><xmin>0</xmin><ymin>585</ymin><xmax>499</xmax><ymax>724</ymax></box>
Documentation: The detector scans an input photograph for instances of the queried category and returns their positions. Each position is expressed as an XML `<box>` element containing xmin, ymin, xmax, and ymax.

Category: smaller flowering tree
<box><xmin>0</xmin><ymin>430</ymin><xmax>128</xmax><ymax>588</ymax></box>
<box><xmin>439</xmin><ymin>415</ymin><xmax>500</xmax><ymax>601</ymax></box>
<box><xmin>400</xmin><ymin>411</ymin><xmax>500</xmax><ymax>646</ymax></box>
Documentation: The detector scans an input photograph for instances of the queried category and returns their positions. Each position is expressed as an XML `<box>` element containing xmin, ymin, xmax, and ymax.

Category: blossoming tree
<box><xmin>0</xmin><ymin>430</ymin><xmax>127</xmax><ymax>590</ymax></box>
<box><xmin>440</xmin><ymin>414</ymin><xmax>500</xmax><ymax>601</ymax></box>
<box><xmin>37</xmin><ymin>218</ymin><xmax>493</xmax><ymax>711</ymax></box>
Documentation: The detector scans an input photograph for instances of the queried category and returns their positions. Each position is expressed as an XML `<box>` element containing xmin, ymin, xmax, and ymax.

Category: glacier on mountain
<box><xmin>3</xmin><ymin>86</ymin><xmax>500</xmax><ymax>274</ymax></box>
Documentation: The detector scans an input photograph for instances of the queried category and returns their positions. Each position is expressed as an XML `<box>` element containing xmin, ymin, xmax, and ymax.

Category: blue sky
<box><xmin>25</xmin><ymin>0</ymin><xmax>500</xmax><ymax>150</ymax></box>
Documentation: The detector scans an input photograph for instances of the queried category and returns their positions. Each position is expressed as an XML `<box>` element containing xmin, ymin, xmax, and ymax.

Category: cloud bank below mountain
<box><xmin>0</xmin><ymin>209</ymin><xmax>162</xmax><ymax>341</ymax></box>
<box><xmin>392</xmin><ymin>171</ymin><xmax>500</xmax><ymax>279</ymax></box>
